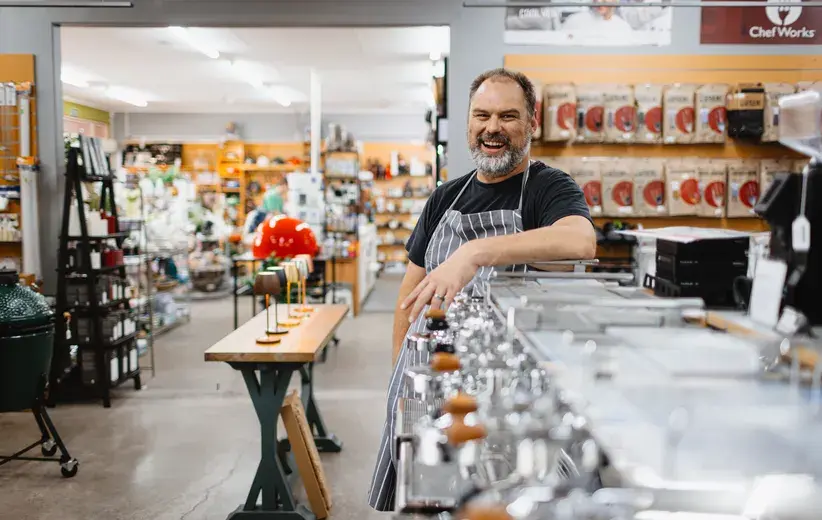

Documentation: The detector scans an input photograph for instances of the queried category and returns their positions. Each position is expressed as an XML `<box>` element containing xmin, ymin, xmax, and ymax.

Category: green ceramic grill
<box><xmin>0</xmin><ymin>269</ymin><xmax>55</xmax><ymax>413</ymax></box>
<box><xmin>0</xmin><ymin>269</ymin><xmax>78</xmax><ymax>478</ymax></box>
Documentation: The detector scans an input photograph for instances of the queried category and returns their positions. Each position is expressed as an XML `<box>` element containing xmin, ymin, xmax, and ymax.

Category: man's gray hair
<box><xmin>468</xmin><ymin>68</ymin><xmax>537</xmax><ymax>119</ymax></box>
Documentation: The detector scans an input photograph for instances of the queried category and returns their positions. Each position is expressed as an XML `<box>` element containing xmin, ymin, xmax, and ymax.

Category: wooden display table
<box><xmin>205</xmin><ymin>304</ymin><xmax>348</xmax><ymax>520</ymax></box>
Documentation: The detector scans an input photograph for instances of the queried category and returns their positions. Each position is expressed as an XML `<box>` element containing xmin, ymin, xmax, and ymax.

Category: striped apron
<box><xmin>367</xmin><ymin>164</ymin><xmax>532</xmax><ymax>511</ymax></box>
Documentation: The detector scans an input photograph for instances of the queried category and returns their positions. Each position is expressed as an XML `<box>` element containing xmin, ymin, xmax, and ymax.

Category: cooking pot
<box><xmin>0</xmin><ymin>270</ymin><xmax>56</xmax><ymax>413</ymax></box>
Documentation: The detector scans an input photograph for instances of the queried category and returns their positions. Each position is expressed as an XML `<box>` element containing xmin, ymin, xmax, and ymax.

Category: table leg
<box><xmin>299</xmin><ymin>362</ymin><xmax>342</xmax><ymax>453</ymax></box>
<box><xmin>228</xmin><ymin>363</ymin><xmax>315</xmax><ymax>520</ymax></box>
<box><xmin>233</xmin><ymin>262</ymin><xmax>239</xmax><ymax>330</ymax></box>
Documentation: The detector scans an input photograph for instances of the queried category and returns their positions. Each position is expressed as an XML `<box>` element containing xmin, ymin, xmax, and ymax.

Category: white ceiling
<box><xmin>60</xmin><ymin>26</ymin><xmax>450</xmax><ymax>115</ymax></box>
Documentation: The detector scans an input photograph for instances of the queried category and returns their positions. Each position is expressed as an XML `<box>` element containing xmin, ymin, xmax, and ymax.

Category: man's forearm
<box><xmin>467</xmin><ymin>220</ymin><xmax>596</xmax><ymax>267</ymax></box>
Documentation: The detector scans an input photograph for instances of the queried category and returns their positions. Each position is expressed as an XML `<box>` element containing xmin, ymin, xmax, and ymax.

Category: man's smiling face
<box><xmin>468</xmin><ymin>77</ymin><xmax>535</xmax><ymax>178</ymax></box>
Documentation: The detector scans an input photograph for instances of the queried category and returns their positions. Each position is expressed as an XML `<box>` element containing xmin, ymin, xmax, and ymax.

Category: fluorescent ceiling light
<box><xmin>105</xmin><ymin>86</ymin><xmax>148</xmax><ymax>108</ymax></box>
<box><xmin>61</xmin><ymin>70</ymin><xmax>89</xmax><ymax>88</ymax></box>
<box><xmin>168</xmin><ymin>26</ymin><xmax>220</xmax><ymax>59</ymax></box>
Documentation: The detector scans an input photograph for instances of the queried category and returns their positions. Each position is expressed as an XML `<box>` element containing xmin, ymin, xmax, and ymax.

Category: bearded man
<box><xmin>367</xmin><ymin>68</ymin><xmax>596</xmax><ymax>511</ymax></box>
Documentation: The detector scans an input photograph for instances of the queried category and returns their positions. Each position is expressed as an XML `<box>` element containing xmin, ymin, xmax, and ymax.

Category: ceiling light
<box><xmin>168</xmin><ymin>26</ymin><xmax>220</xmax><ymax>59</ymax></box>
<box><xmin>105</xmin><ymin>86</ymin><xmax>147</xmax><ymax>108</ymax></box>
<box><xmin>61</xmin><ymin>70</ymin><xmax>89</xmax><ymax>88</ymax></box>
<box><xmin>429</xmin><ymin>50</ymin><xmax>443</xmax><ymax>61</ymax></box>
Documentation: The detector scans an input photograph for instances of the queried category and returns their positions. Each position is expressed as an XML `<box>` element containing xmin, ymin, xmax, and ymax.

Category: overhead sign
<box><xmin>701</xmin><ymin>0</ymin><xmax>821</xmax><ymax>44</ymax></box>
<box><xmin>504</xmin><ymin>4</ymin><xmax>672</xmax><ymax>47</ymax></box>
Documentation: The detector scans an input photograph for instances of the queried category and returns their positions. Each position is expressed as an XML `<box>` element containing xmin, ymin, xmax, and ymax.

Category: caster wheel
<box><xmin>60</xmin><ymin>459</ymin><xmax>79</xmax><ymax>478</ymax></box>
<box><xmin>41</xmin><ymin>440</ymin><xmax>57</xmax><ymax>457</ymax></box>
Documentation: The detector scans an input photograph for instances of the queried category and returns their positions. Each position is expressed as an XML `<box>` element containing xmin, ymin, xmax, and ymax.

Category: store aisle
<box><xmin>362</xmin><ymin>273</ymin><xmax>403</xmax><ymax>314</ymax></box>
<box><xmin>0</xmin><ymin>299</ymin><xmax>393</xmax><ymax>520</ymax></box>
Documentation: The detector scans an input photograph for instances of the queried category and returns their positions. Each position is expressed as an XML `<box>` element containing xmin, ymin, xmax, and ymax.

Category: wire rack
<box><xmin>0</xmin><ymin>83</ymin><xmax>21</xmax><ymax>184</ymax></box>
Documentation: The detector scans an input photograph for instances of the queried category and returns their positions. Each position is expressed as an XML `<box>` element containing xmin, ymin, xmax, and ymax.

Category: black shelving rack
<box><xmin>50</xmin><ymin>139</ymin><xmax>142</xmax><ymax>408</ymax></box>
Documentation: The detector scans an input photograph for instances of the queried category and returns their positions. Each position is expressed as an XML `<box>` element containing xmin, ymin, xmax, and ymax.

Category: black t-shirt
<box><xmin>406</xmin><ymin>160</ymin><xmax>591</xmax><ymax>268</ymax></box>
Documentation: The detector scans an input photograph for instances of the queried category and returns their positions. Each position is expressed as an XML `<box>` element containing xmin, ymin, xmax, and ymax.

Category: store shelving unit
<box><xmin>52</xmin><ymin>141</ymin><xmax>141</xmax><ymax>409</ymax></box>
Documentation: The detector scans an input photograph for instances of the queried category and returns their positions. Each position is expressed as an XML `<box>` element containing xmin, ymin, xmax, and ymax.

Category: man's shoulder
<box><xmin>429</xmin><ymin>173</ymin><xmax>473</xmax><ymax>199</ymax></box>
<box><xmin>530</xmin><ymin>161</ymin><xmax>575</xmax><ymax>186</ymax></box>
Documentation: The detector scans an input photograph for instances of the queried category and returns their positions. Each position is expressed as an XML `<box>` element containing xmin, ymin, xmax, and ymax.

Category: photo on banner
<box><xmin>503</xmin><ymin>0</ymin><xmax>673</xmax><ymax>47</ymax></box>
<box><xmin>701</xmin><ymin>0</ymin><xmax>820</xmax><ymax>44</ymax></box>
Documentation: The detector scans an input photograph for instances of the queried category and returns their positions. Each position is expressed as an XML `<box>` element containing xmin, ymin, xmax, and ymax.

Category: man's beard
<box><xmin>469</xmin><ymin>131</ymin><xmax>532</xmax><ymax>179</ymax></box>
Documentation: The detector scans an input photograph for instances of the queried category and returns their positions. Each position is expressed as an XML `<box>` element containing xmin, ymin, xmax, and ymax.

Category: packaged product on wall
<box><xmin>604</xmin><ymin>84</ymin><xmax>637</xmax><ymax>143</ymax></box>
<box><xmin>543</xmin><ymin>84</ymin><xmax>577</xmax><ymax>142</ymax></box>
<box><xmin>727</xmin><ymin>159</ymin><xmax>761</xmax><ymax>217</ymax></box>
<box><xmin>635</xmin><ymin>84</ymin><xmax>664</xmax><ymax>144</ymax></box>
<box><xmin>762</xmin><ymin>83</ymin><xmax>796</xmax><ymax>142</ymax></box>
<box><xmin>695</xmin><ymin>84</ymin><xmax>729</xmax><ymax>144</ymax></box>
<box><xmin>570</xmin><ymin>158</ymin><xmax>603</xmax><ymax>216</ymax></box>
<box><xmin>575</xmin><ymin>85</ymin><xmax>605</xmax><ymax>143</ymax></box>
<box><xmin>663</xmin><ymin>84</ymin><xmax>697</xmax><ymax>144</ymax></box>
<box><xmin>726</xmin><ymin>83</ymin><xmax>765</xmax><ymax>140</ymax></box>
<box><xmin>697</xmin><ymin>159</ymin><xmax>728</xmax><ymax>218</ymax></box>
<box><xmin>759</xmin><ymin>158</ymin><xmax>794</xmax><ymax>198</ymax></box>
<box><xmin>632</xmin><ymin>158</ymin><xmax>666</xmax><ymax>217</ymax></box>
<box><xmin>531</xmin><ymin>78</ymin><xmax>544</xmax><ymax>141</ymax></box>
<box><xmin>602</xmin><ymin>160</ymin><xmax>634</xmax><ymax>217</ymax></box>
<box><xmin>666</xmin><ymin>158</ymin><xmax>701</xmax><ymax>216</ymax></box>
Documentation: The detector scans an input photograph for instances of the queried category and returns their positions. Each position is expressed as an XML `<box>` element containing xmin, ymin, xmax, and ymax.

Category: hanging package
<box><xmin>531</xmin><ymin>78</ymin><xmax>544</xmax><ymax>141</ymax></box>
<box><xmin>698</xmin><ymin>159</ymin><xmax>728</xmax><ymax>218</ymax></box>
<box><xmin>635</xmin><ymin>84</ymin><xmax>664</xmax><ymax>144</ymax></box>
<box><xmin>759</xmin><ymin>158</ymin><xmax>794</xmax><ymax>197</ymax></box>
<box><xmin>695</xmin><ymin>84</ymin><xmax>729</xmax><ymax>144</ymax></box>
<box><xmin>633</xmin><ymin>158</ymin><xmax>666</xmax><ymax>216</ymax></box>
<box><xmin>726</xmin><ymin>83</ymin><xmax>765</xmax><ymax>140</ymax></box>
<box><xmin>663</xmin><ymin>84</ymin><xmax>697</xmax><ymax>144</ymax></box>
<box><xmin>727</xmin><ymin>159</ymin><xmax>761</xmax><ymax>217</ymax></box>
<box><xmin>543</xmin><ymin>84</ymin><xmax>577</xmax><ymax>142</ymax></box>
<box><xmin>602</xmin><ymin>160</ymin><xmax>634</xmax><ymax>217</ymax></box>
<box><xmin>762</xmin><ymin>83</ymin><xmax>796</xmax><ymax>142</ymax></box>
<box><xmin>666</xmin><ymin>158</ymin><xmax>700</xmax><ymax>216</ymax></box>
<box><xmin>570</xmin><ymin>158</ymin><xmax>603</xmax><ymax>216</ymax></box>
<box><xmin>575</xmin><ymin>85</ymin><xmax>605</xmax><ymax>143</ymax></box>
<box><xmin>604</xmin><ymin>84</ymin><xmax>636</xmax><ymax>143</ymax></box>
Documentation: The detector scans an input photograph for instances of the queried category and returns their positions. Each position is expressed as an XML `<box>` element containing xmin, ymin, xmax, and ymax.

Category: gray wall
<box><xmin>0</xmin><ymin>0</ymin><xmax>818</xmax><ymax>290</ymax></box>
<box><xmin>111</xmin><ymin>112</ymin><xmax>429</xmax><ymax>143</ymax></box>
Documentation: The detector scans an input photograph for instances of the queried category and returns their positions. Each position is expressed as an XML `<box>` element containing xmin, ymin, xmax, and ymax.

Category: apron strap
<box><xmin>447</xmin><ymin>171</ymin><xmax>476</xmax><ymax>212</ymax></box>
<box><xmin>517</xmin><ymin>160</ymin><xmax>532</xmax><ymax>212</ymax></box>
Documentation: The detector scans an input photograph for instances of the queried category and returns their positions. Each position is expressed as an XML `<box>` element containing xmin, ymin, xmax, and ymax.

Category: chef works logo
<box><xmin>750</xmin><ymin>0</ymin><xmax>816</xmax><ymax>39</ymax></box>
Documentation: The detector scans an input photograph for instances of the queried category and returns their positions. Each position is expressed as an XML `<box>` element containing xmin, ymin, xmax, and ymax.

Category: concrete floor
<box><xmin>0</xmin><ymin>292</ymin><xmax>397</xmax><ymax>520</ymax></box>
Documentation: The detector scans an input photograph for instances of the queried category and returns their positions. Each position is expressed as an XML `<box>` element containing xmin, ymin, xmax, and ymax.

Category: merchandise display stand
<box><xmin>204</xmin><ymin>304</ymin><xmax>347</xmax><ymax>520</ymax></box>
<box><xmin>52</xmin><ymin>144</ymin><xmax>142</xmax><ymax>408</ymax></box>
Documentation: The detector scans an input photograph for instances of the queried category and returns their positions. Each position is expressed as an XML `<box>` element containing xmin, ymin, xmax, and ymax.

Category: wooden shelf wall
<box><xmin>504</xmin><ymin>53</ymin><xmax>820</xmax><ymax>235</ymax></box>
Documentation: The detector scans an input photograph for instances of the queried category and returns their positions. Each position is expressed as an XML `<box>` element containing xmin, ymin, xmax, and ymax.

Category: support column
<box><xmin>309</xmin><ymin>68</ymin><xmax>321</xmax><ymax>175</ymax></box>
<box><xmin>0</xmin><ymin>8</ymin><xmax>64</xmax><ymax>293</ymax></box>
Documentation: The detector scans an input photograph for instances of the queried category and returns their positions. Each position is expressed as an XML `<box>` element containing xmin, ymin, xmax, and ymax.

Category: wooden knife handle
<box><xmin>443</xmin><ymin>393</ymin><xmax>478</xmax><ymax>415</ymax></box>
<box><xmin>425</xmin><ymin>308</ymin><xmax>447</xmax><ymax>320</ymax></box>
<box><xmin>446</xmin><ymin>422</ymin><xmax>487</xmax><ymax>445</ymax></box>
<box><xmin>431</xmin><ymin>352</ymin><xmax>460</xmax><ymax>372</ymax></box>
<box><xmin>460</xmin><ymin>505</ymin><xmax>513</xmax><ymax>520</ymax></box>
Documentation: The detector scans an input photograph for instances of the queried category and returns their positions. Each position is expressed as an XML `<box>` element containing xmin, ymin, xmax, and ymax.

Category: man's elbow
<box><xmin>572</xmin><ymin>228</ymin><xmax>597</xmax><ymax>259</ymax></box>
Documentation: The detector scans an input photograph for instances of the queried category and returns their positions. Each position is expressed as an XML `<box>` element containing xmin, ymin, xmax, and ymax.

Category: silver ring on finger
<box><xmin>433</xmin><ymin>293</ymin><xmax>445</xmax><ymax>300</ymax></box>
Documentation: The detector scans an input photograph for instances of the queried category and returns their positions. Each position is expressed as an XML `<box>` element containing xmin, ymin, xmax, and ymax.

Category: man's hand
<box><xmin>401</xmin><ymin>243</ymin><xmax>480</xmax><ymax>323</ymax></box>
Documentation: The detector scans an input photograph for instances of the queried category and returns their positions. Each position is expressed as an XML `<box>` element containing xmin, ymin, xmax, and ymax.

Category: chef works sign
<box><xmin>701</xmin><ymin>0</ymin><xmax>821</xmax><ymax>44</ymax></box>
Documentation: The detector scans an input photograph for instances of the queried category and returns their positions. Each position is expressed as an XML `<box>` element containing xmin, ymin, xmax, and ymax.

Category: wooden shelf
<box><xmin>593</xmin><ymin>216</ymin><xmax>768</xmax><ymax>232</ymax></box>
<box><xmin>533</xmin><ymin>141</ymin><xmax>801</xmax><ymax>160</ymax></box>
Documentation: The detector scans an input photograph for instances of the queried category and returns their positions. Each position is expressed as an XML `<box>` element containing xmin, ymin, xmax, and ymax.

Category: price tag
<box><xmin>749</xmin><ymin>258</ymin><xmax>788</xmax><ymax>328</ymax></box>
<box><xmin>792</xmin><ymin>216</ymin><xmax>811</xmax><ymax>253</ymax></box>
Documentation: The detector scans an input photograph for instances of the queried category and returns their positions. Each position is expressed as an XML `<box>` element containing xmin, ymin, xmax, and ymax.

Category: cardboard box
<box><xmin>633</xmin><ymin>158</ymin><xmax>667</xmax><ymax>216</ymax></box>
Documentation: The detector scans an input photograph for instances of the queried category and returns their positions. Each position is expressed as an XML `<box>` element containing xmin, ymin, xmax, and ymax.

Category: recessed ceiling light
<box><xmin>168</xmin><ymin>26</ymin><xmax>220</xmax><ymax>60</ymax></box>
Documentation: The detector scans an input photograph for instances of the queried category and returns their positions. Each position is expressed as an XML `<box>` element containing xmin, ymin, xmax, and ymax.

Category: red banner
<box><xmin>701</xmin><ymin>0</ymin><xmax>822</xmax><ymax>44</ymax></box>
